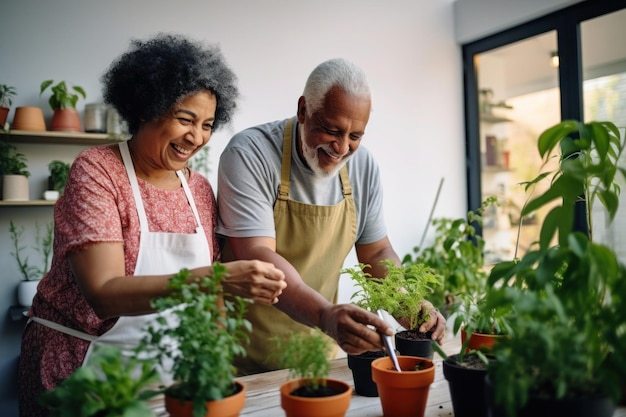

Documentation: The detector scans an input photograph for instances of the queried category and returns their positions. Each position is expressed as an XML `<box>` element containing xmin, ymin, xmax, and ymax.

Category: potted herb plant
<box><xmin>38</xmin><ymin>345</ymin><xmax>160</xmax><ymax>417</ymax></box>
<box><xmin>0</xmin><ymin>140</ymin><xmax>30</xmax><ymax>200</ymax></box>
<box><xmin>0</xmin><ymin>83</ymin><xmax>17</xmax><ymax>128</ymax></box>
<box><xmin>40</xmin><ymin>79</ymin><xmax>86</xmax><ymax>132</ymax></box>
<box><xmin>9</xmin><ymin>220</ymin><xmax>53</xmax><ymax>307</ymax></box>
<box><xmin>342</xmin><ymin>262</ymin><xmax>403</xmax><ymax>397</ymax></box>
<box><xmin>271</xmin><ymin>328</ymin><xmax>351</xmax><ymax>417</ymax></box>
<box><xmin>382</xmin><ymin>260</ymin><xmax>442</xmax><ymax>359</ymax></box>
<box><xmin>46</xmin><ymin>159</ymin><xmax>71</xmax><ymax>200</ymax></box>
<box><xmin>484</xmin><ymin>120</ymin><xmax>626</xmax><ymax>417</ymax></box>
<box><xmin>434</xmin><ymin>330</ymin><xmax>492</xmax><ymax>417</ymax></box>
<box><xmin>140</xmin><ymin>264</ymin><xmax>251</xmax><ymax>417</ymax></box>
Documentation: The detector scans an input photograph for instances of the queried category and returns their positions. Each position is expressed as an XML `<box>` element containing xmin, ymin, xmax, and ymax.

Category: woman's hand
<box><xmin>221</xmin><ymin>260</ymin><xmax>287</xmax><ymax>305</ymax></box>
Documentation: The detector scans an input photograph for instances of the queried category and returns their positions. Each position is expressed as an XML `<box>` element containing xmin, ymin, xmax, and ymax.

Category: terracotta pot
<box><xmin>280</xmin><ymin>378</ymin><xmax>351</xmax><ymax>417</ymax></box>
<box><xmin>461</xmin><ymin>327</ymin><xmax>503</xmax><ymax>353</ymax></box>
<box><xmin>394</xmin><ymin>330</ymin><xmax>434</xmax><ymax>359</ymax></box>
<box><xmin>51</xmin><ymin>108</ymin><xmax>82</xmax><ymax>132</ymax></box>
<box><xmin>442</xmin><ymin>353</ymin><xmax>489</xmax><ymax>417</ymax></box>
<box><xmin>347</xmin><ymin>350</ymin><xmax>386</xmax><ymax>397</ymax></box>
<box><xmin>2</xmin><ymin>174</ymin><xmax>29</xmax><ymax>201</ymax></box>
<box><xmin>0</xmin><ymin>106</ymin><xmax>9</xmax><ymax>127</ymax></box>
<box><xmin>11</xmin><ymin>106</ymin><xmax>46</xmax><ymax>131</ymax></box>
<box><xmin>371</xmin><ymin>356</ymin><xmax>435</xmax><ymax>417</ymax></box>
<box><xmin>165</xmin><ymin>381</ymin><xmax>246</xmax><ymax>417</ymax></box>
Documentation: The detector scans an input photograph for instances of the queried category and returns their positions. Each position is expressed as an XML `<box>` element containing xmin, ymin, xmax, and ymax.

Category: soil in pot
<box><xmin>347</xmin><ymin>349</ymin><xmax>386</xmax><ymax>397</ymax></box>
<box><xmin>443</xmin><ymin>353</ymin><xmax>489</xmax><ymax>417</ymax></box>
<box><xmin>395</xmin><ymin>329</ymin><xmax>434</xmax><ymax>359</ymax></box>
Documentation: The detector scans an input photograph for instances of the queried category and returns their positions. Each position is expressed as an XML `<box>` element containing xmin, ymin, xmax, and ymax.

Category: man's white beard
<box><xmin>300</xmin><ymin>132</ymin><xmax>351</xmax><ymax>178</ymax></box>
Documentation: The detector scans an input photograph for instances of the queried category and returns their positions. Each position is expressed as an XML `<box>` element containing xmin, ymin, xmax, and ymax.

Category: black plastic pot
<box><xmin>485</xmin><ymin>376</ymin><xmax>616</xmax><ymax>417</ymax></box>
<box><xmin>394</xmin><ymin>330</ymin><xmax>434</xmax><ymax>359</ymax></box>
<box><xmin>347</xmin><ymin>350</ymin><xmax>386</xmax><ymax>397</ymax></box>
<box><xmin>442</xmin><ymin>354</ymin><xmax>489</xmax><ymax>417</ymax></box>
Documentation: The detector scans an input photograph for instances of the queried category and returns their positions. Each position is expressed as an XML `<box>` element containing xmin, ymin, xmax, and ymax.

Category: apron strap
<box><xmin>29</xmin><ymin>317</ymin><xmax>98</xmax><ymax>342</ymax></box>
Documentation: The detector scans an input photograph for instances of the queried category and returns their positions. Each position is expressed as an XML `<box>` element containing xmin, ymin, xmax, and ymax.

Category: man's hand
<box><xmin>319</xmin><ymin>304</ymin><xmax>394</xmax><ymax>354</ymax></box>
<box><xmin>397</xmin><ymin>301</ymin><xmax>447</xmax><ymax>345</ymax></box>
<box><xmin>222</xmin><ymin>259</ymin><xmax>287</xmax><ymax>305</ymax></box>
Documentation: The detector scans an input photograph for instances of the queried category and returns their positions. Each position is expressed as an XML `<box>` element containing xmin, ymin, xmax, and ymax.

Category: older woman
<box><xmin>18</xmin><ymin>33</ymin><xmax>286</xmax><ymax>417</ymax></box>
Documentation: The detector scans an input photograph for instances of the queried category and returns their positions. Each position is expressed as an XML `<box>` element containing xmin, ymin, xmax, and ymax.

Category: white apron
<box><xmin>31</xmin><ymin>141</ymin><xmax>212</xmax><ymax>385</ymax></box>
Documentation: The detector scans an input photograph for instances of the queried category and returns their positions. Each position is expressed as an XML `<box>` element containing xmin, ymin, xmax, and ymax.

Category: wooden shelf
<box><xmin>0</xmin><ymin>200</ymin><xmax>56</xmax><ymax>207</ymax></box>
<box><xmin>0</xmin><ymin>129</ymin><xmax>128</xmax><ymax>145</ymax></box>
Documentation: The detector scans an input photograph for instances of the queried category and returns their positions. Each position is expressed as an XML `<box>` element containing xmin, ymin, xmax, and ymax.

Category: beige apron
<box><xmin>234</xmin><ymin>117</ymin><xmax>357</xmax><ymax>375</ymax></box>
<box><xmin>31</xmin><ymin>141</ymin><xmax>212</xmax><ymax>386</ymax></box>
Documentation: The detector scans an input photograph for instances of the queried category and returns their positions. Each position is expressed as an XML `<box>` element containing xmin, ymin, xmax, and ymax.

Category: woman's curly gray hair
<box><xmin>102</xmin><ymin>33</ymin><xmax>238</xmax><ymax>134</ymax></box>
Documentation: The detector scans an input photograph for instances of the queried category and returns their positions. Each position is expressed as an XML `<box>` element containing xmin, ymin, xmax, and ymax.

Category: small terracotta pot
<box><xmin>280</xmin><ymin>378</ymin><xmax>351</xmax><ymax>417</ymax></box>
<box><xmin>165</xmin><ymin>381</ymin><xmax>246</xmax><ymax>417</ymax></box>
<box><xmin>11</xmin><ymin>106</ymin><xmax>46</xmax><ymax>131</ymax></box>
<box><xmin>461</xmin><ymin>328</ymin><xmax>503</xmax><ymax>353</ymax></box>
<box><xmin>51</xmin><ymin>108</ymin><xmax>82</xmax><ymax>132</ymax></box>
<box><xmin>372</xmin><ymin>356</ymin><xmax>435</xmax><ymax>417</ymax></box>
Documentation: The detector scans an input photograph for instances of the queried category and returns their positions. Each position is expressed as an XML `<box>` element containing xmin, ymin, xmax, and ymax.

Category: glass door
<box><xmin>581</xmin><ymin>8</ymin><xmax>626</xmax><ymax>263</ymax></box>
<box><xmin>475</xmin><ymin>32</ymin><xmax>560</xmax><ymax>264</ymax></box>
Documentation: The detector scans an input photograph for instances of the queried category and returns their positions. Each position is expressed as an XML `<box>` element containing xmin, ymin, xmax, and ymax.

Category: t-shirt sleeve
<box><xmin>354</xmin><ymin>148</ymin><xmax>388</xmax><ymax>245</ymax></box>
<box><xmin>54</xmin><ymin>147</ymin><xmax>126</xmax><ymax>258</ymax></box>
<box><xmin>216</xmin><ymin>144</ymin><xmax>278</xmax><ymax>239</ymax></box>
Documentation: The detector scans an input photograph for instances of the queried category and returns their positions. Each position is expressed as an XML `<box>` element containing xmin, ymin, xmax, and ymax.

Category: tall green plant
<box><xmin>402</xmin><ymin>196</ymin><xmax>495</xmax><ymax>312</ymax></box>
<box><xmin>9</xmin><ymin>220</ymin><xmax>53</xmax><ymax>281</ymax></box>
<box><xmin>485</xmin><ymin>120</ymin><xmax>626</xmax><ymax>416</ymax></box>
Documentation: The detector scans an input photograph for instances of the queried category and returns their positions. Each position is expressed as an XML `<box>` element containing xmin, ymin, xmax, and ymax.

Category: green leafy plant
<box><xmin>0</xmin><ymin>140</ymin><xmax>30</xmax><ymax>176</ymax></box>
<box><xmin>38</xmin><ymin>345</ymin><xmax>160</xmax><ymax>417</ymax></box>
<box><xmin>9</xmin><ymin>220</ymin><xmax>53</xmax><ymax>281</ymax></box>
<box><xmin>271</xmin><ymin>328</ymin><xmax>332</xmax><ymax>393</ymax></box>
<box><xmin>140</xmin><ymin>264</ymin><xmax>251</xmax><ymax>417</ymax></box>
<box><xmin>40</xmin><ymin>80</ymin><xmax>86</xmax><ymax>110</ymax></box>
<box><xmin>343</xmin><ymin>259</ymin><xmax>442</xmax><ymax>330</ymax></box>
<box><xmin>401</xmin><ymin>196</ymin><xmax>496</xmax><ymax>314</ymax></box>
<box><xmin>0</xmin><ymin>84</ymin><xmax>17</xmax><ymax>108</ymax></box>
<box><xmin>48</xmin><ymin>160</ymin><xmax>71</xmax><ymax>193</ymax></box>
<box><xmin>485</xmin><ymin>120</ymin><xmax>626</xmax><ymax>416</ymax></box>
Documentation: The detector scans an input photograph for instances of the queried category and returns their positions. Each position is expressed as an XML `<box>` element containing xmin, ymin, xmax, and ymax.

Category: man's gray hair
<box><xmin>302</xmin><ymin>58</ymin><xmax>371</xmax><ymax>116</ymax></box>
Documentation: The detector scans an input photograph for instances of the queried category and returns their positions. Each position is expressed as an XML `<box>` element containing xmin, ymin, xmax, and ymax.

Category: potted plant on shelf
<box><xmin>484</xmin><ymin>120</ymin><xmax>626</xmax><ymax>417</ymax></box>
<box><xmin>45</xmin><ymin>160</ymin><xmax>71</xmax><ymax>200</ymax></box>
<box><xmin>140</xmin><ymin>264</ymin><xmax>251</xmax><ymax>417</ymax></box>
<box><xmin>40</xmin><ymin>79</ymin><xmax>87</xmax><ymax>132</ymax></box>
<box><xmin>0</xmin><ymin>83</ymin><xmax>17</xmax><ymax>128</ymax></box>
<box><xmin>9</xmin><ymin>220</ymin><xmax>53</xmax><ymax>307</ymax></box>
<box><xmin>371</xmin><ymin>354</ymin><xmax>436</xmax><ymax>417</ymax></box>
<box><xmin>38</xmin><ymin>345</ymin><xmax>160</xmax><ymax>417</ymax></box>
<box><xmin>271</xmin><ymin>328</ymin><xmax>352</xmax><ymax>417</ymax></box>
<box><xmin>0</xmin><ymin>140</ymin><xmax>30</xmax><ymax>201</ymax></box>
<box><xmin>341</xmin><ymin>261</ymin><xmax>402</xmax><ymax>397</ymax></box>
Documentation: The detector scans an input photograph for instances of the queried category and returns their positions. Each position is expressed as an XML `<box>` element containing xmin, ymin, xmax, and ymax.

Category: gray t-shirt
<box><xmin>216</xmin><ymin>118</ymin><xmax>387</xmax><ymax>245</ymax></box>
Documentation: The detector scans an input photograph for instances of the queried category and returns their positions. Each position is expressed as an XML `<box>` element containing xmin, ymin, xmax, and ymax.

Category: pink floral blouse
<box><xmin>19</xmin><ymin>145</ymin><xmax>219</xmax><ymax>412</ymax></box>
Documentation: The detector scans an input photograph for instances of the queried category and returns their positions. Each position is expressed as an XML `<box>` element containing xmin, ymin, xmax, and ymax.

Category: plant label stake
<box><xmin>377</xmin><ymin>309</ymin><xmax>401</xmax><ymax>372</ymax></box>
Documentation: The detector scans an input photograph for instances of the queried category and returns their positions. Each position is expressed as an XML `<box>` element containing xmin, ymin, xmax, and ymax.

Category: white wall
<box><xmin>0</xmin><ymin>0</ymin><xmax>465</xmax><ymax>411</ymax></box>
<box><xmin>453</xmin><ymin>0</ymin><xmax>585</xmax><ymax>43</ymax></box>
